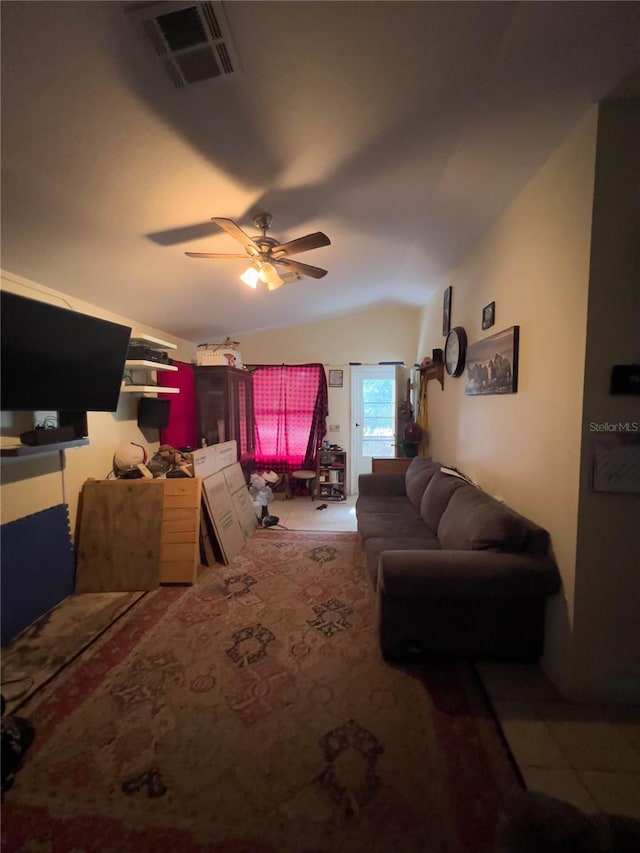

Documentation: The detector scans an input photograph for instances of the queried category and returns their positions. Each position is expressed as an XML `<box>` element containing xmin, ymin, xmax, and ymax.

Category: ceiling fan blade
<box><xmin>212</xmin><ymin>217</ymin><xmax>259</xmax><ymax>254</ymax></box>
<box><xmin>272</xmin><ymin>232</ymin><xmax>331</xmax><ymax>257</ymax></box>
<box><xmin>185</xmin><ymin>252</ymin><xmax>248</xmax><ymax>259</ymax></box>
<box><xmin>275</xmin><ymin>258</ymin><xmax>328</xmax><ymax>279</ymax></box>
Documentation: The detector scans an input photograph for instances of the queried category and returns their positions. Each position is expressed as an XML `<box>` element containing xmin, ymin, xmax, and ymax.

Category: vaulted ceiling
<box><xmin>2</xmin><ymin>1</ymin><xmax>639</xmax><ymax>343</ymax></box>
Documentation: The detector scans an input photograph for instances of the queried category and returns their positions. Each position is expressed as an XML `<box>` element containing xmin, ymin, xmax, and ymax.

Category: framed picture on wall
<box><xmin>464</xmin><ymin>325</ymin><xmax>519</xmax><ymax>395</ymax></box>
<box><xmin>442</xmin><ymin>286</ymin><xmax>452</xmax><ymax>336</ymax></box>
<box><xmin>328</xmin><ymin>369</ymin><xmax>344</xmax><ymax>388</ymax></box>
<box><xmin>482</xmin><ymin>301</ymin><xmax>495</xmax><ymax>330</ymax></box>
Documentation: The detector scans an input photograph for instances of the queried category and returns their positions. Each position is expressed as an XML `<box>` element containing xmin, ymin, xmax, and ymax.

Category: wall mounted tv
<box><xmin>1</xmin><ymin>290</ymin><xmax>132</xmax><ymax>413</ymax></box>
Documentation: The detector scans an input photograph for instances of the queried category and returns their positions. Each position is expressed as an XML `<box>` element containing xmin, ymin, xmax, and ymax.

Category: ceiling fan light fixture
<box><xmin>240</xmin><ymin>266</ymin><xmax>259</xmax><ymax>288</ymax></box>
<box><xmin>186</xmin><ymin>212</ymin><xmax>330</xmax><ymax>290</ymax></box>
<box><xmin>259</xmin><ymin>261</ymin><xmax>283</xmax><ymax>289</ymax></box>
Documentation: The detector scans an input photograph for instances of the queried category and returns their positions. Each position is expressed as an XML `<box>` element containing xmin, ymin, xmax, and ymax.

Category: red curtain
<box><xmin>251</xmin><ymin>364</ymin><xmax>328</xmax><ymax>474</ymax></box>
<box><xmin>158</xmin><ymin>360</ymin><xmax>198</xmax><ymax>449</ymax></box>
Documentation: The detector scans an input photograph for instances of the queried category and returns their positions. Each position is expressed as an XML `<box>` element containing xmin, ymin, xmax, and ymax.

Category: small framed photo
<box><xmin>442</xmin><ymin>285</ymin><xmax>452</xmax><ymax>336</ymax></box>
<box><xmin>328</xmin><ymin>369</ymin><xmax>343</xmax><ymax>388</ymax></box>
<box><xmin>482</xmin><ymin>301</ymin><xmax>495</xmax><ymax>330</ymax></box>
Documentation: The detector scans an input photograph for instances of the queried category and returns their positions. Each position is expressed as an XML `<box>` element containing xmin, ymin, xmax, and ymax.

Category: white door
<box><xmin>350</xmin><ymin>365</ymin><xmax>398</xmax><ymax>492</ymax></box>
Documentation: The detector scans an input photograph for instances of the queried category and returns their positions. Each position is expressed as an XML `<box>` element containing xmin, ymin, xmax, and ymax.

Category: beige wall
<box><xmin>241</xmin><ymin>304</ymin><xmax>421</xmax><ymax>468</ymax></box>
<box><xmin>416</xmin><ymin>108</ymin><xmax>600</xmax><ymax>696</ymax></box>
<box><xmin>240</xmin><ymin>304</ymin><xmax>421</xmax><ymax>366</ymax></box>
<box><xmin>573</xmin><ymin>99</ymin><xmax>640</xmax><ymax>701</ymax></box>
<box><xmin>1</xmin><ymin>270</ymin><xmax>196</xmax><ymax>532</ymax></box>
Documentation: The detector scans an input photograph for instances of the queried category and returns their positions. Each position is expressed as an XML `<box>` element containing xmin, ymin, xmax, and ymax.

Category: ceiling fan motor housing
<box><xmin>253</xmin><ymin>213</ymin><xmax>273</xmax><ymax>234</ymax></box>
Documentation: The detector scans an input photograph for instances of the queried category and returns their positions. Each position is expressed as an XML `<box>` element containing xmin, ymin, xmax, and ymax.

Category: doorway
<box><xmin>350</xmin><ymin>365</ymin><xmax>410</xmax><ymax>492</ymax></box>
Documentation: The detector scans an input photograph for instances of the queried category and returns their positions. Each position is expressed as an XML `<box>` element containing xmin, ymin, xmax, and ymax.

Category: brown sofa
<box><xmin>356</xmin><ymin>457</ymin><xmax>561</xmax><ymax>661</ymax></box>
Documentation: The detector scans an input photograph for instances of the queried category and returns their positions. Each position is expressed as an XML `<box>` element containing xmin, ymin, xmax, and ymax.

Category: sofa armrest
<box><xmin>358</xmin><ymin>472</ymin><xmax>407</xmax><ymax>497</ymax></box>
<box><xmin>378</xmin><ymin>549</ymin><xmax>561</xmax><ymax>599</ymax></box>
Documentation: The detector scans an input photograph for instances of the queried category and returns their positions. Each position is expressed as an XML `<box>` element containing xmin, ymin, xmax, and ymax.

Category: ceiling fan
<box><xmin>185</xmin><ymin>213</ymin><xmax>331</xmax><ymax>291</ymax></box>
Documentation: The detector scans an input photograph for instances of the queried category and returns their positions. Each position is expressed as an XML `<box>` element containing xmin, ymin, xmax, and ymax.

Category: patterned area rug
<box><xmin>2</xmin><ymin>530</ymin><xmax>518</xmax><ymax>852</ymax></box>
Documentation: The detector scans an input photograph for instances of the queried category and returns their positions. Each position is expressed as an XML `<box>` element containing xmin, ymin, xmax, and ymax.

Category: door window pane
<box><xmin>362</xmin><ymin>378</ymin><xmax>395</xmax><ymax>457</ymax></box>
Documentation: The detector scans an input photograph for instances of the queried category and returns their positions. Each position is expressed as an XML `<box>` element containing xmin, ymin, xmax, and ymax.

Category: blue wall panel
<box><xmin>1</xmin><ymin>504</ymin><xmax>75</xmax><ymax>645</ymax></box>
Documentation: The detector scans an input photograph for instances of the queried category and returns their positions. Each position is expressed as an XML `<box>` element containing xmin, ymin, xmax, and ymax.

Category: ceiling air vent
<box><xmin>127</xmin><ymin>1</ymin><xmax>241</xmax><ymax>89</ymax></box>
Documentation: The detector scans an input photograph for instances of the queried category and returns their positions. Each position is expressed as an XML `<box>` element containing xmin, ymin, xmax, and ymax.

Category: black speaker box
<box><xmin>137</xmin><ymin>397</ymin><xmax>171</xmax><ymax>429</ymax></box>
<box><xmin>432</xmin><ymin>348</ymin><xmax>443</xmax><ymax>363</ymax></box>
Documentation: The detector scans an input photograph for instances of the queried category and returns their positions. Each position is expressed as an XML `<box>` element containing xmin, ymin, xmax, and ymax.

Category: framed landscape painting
<box><xmin>464</xmin><ymin>326</ymin><xmax>519</xmax><ymax>395</ymax></box>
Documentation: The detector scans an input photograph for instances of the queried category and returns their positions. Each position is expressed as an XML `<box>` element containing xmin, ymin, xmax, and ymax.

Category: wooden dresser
<box><xmin>371</xmin><ymin>457</ymin><xmax>414</xmax><ymax>474</ymax></box>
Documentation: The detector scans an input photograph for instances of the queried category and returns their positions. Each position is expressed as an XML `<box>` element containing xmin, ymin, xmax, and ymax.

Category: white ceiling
<box><xmin>2</xmin><ymin>1</ymin><xmax>639</xmax><ymax>344</ymax></box>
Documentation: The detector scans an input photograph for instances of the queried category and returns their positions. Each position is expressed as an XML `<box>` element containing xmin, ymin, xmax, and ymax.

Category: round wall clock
<box><xmin>444</xmin><ymin>326</ymin><xmax>468</xmax><ymax>377</ymax></box>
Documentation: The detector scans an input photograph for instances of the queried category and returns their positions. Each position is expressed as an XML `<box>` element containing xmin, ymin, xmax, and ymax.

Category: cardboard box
<box><xmin>223</xmin><ymin>462</ymin><xmax>246</xmax><ymax>497</ymax></box>
<box><xmin>232</xmin><ymin>487</ymin><xmax>259</xmax><ymax>540</ymax></box>
<box><xmin>195</xmin><ymin>347</ymin><xmax>243</xmax><ymax>368</ymax></box>
<box><xmin>189</xmin><ymin>440</ymin><xmax>238</xmax><ymax>479</ymax></box>
<box><xmin>202</xmin><ymin>471</ymin><xmax>245</xmax><ymax>563</ymax></box>
<box><xmin>192</xmin><ymin>442</ymin><xmax>258</xmax><ymax>564</ymax></box>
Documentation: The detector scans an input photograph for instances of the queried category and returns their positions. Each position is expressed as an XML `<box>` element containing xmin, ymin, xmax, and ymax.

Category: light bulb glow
<box><xmin>240</xmin><ymin>266</ymin><xmax>259</xmax><ymax>288</ymax></box>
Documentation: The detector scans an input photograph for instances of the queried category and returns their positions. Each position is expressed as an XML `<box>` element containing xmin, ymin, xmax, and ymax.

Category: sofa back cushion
<box><xmin>437</xmin><ymin>486</ymin><xmax>541</xmax><ymax>552</ymax></box>
<box><xmin>405</xmin><ymin>458</ymin><xmax>440</xmax><ymax>508</ymax></box>
<box><xmin>419</xmin><ymin>470</ymin><xmax>468</xmax><ymax>532</ymax></box>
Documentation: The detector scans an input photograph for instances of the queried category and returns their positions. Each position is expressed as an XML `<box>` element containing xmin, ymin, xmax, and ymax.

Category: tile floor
<box><xmin>2</xmin><ymin>494</ymin><xmax>638</xmax><ymax>820</ymax></box>
<box><xmin>270</xmin><ymin>493</ymin><xmax>358</xmax><ymax>532</ymax></box>
<box><xmin>476</xmin><ymin>660</ymin><xmax>640</xmax><ymax>819</ymax></box>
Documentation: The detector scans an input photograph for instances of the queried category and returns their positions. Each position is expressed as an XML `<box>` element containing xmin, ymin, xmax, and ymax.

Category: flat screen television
<box><xmin>1</xmin><ymin>290</ymin><xmax>132</xmax><ymax>412</ymax></box>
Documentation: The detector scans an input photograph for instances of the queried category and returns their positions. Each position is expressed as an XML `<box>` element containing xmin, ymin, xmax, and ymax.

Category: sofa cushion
<box><xmin>357</xmin><ymin>510</ymin><xmax>427</xmax><ymax>542</ymax></box>
<box><xmin>419</xmin><ymin>471</ymin><xmax>468</xmax><ymax>532</ymax></box>
<box><xmin>405</xmin><ymin>458</ymin><xmax>440</xmax><ymax>508</ymax></box>
<box><xmin>437</xmin><ymin>486</ymin><xmax>529</xmax><ymax>552</ymax></box>
<box><xmin>356</xmin><ymin>495</ymin><xmax>416</xmax><ymax>516</ymax></box>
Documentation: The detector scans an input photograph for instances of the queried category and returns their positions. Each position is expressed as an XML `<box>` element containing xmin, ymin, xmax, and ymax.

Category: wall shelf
<box><xmin>122</xmin><ymin>335</ymin><xmax>179</xmax><ymax>397</ymax></box>
<box><xmin>125</xmin><ymin>360</ymin><xmax>178</xmax><ymax>371</ymax></box>
<box><xmin>419</xmin><ymin>360</ymin><xmax>444</xmax><ymax>389</ymax></box>
<box><xmin>129</xmin><ymin>333</ymin><xmax>177</xmax><ymax>350</ymax></box>
<box><xmin>0</xmin><ymin>438</ymin><xmax>90</xmax><ymax>457</ymax></box>
<box><xmin>120</xmin><ymin>384</ymin><xmax>180</xmax><ymax>394</ymax></box>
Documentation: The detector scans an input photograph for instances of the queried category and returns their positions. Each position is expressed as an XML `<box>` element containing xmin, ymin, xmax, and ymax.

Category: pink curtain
<box><xmin>158</xmin><ymin>360</ymin><xmax>198</xmax><ymax>449</ymax></box>
<box><xmin>251</xmin><ymin>364</ymin><xmax>328</xmax><ymax>474</ymax></box>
